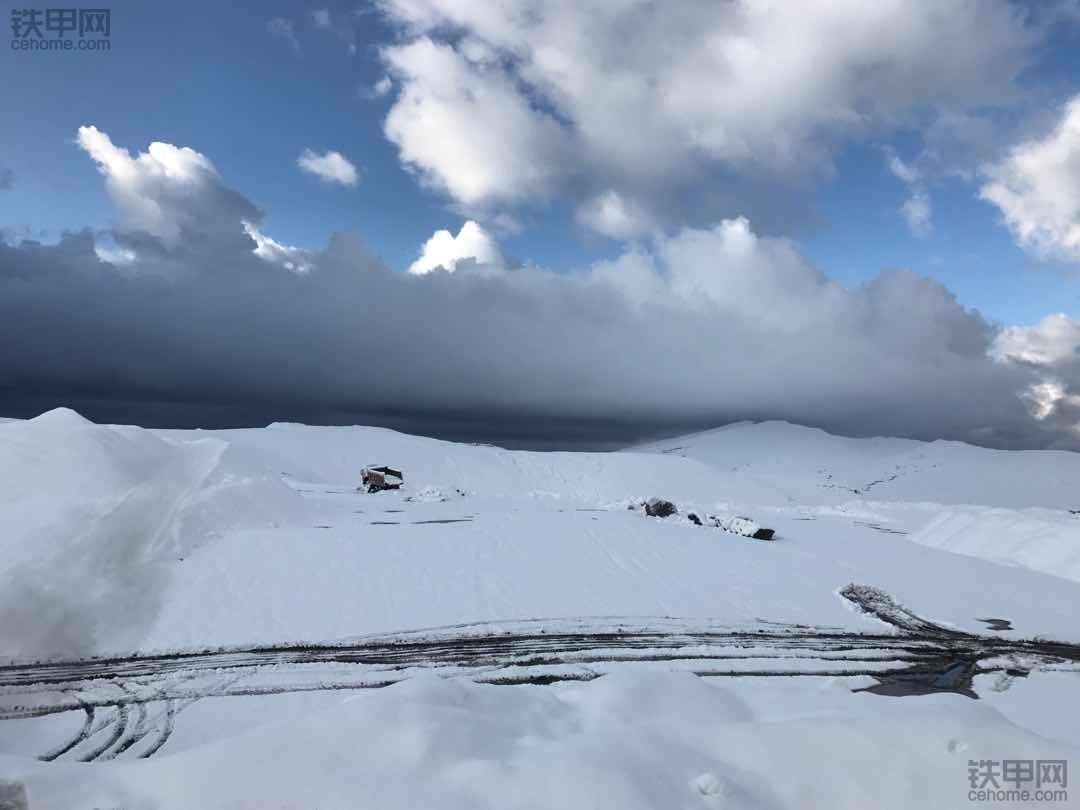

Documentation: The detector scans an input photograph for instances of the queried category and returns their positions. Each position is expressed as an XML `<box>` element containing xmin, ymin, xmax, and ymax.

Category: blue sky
<box><xmin>1</xmin><ymin>2</ymin><xmax>429</xmax><ymax>262</ymax></box>
<box><xmin>802</xmin><ymin>143</ymin><xmax>1080</xmax><ymax>326</ymax></box>
<box><xmin>3</xmin><ymin>0</ymin><xmax>1078</xmax><ymax>325</ymax></box>
<box><xmin>3</xmin><ymin>1</ymin><xmax>1080</xmax><ymax>446</ymax></box>
<box><xmin>0</xmin><ymin>1</ymin><xmax>620</xmax><ymax>274</ymax></box>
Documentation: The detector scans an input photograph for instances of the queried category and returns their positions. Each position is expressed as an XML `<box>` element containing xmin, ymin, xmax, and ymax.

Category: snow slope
<box><xmin>634</xmin><ymin>421</ymin><xmax>1080</xmax><ymax>581</ymax></box>
<box><xmin>907</xmin><ymin>507</ymin><xmax>1080</xmax><ymax>580</ymax></box>
<box><xmin>633</xmin><ymin>421</ymin><xmax>1080</xmax><ymax>508</ymax></box>
<box><xmin>1</xmin><ymin>410</ymin><xmax>1078</xmax><ymax>809</ymax></box>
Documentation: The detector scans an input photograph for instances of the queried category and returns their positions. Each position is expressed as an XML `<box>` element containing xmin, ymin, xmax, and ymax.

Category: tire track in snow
<box><xmin>37</xmin><ymin>704</ymin><xmax>93</xmax><ymax>762</ymax></box>
<box><xmin>77</xmin><ymin>704</ymin><xmax>128</xmax><ymax>762</ymax></box>
<box><xmin>138</xmin><ymin>699</ymin><xmax>175</xmax><ymax>759</ymax></box>
<box><xmin>4</xmin><ymin>585</ymin><xmax>1078</xmax><ymax>760</ymax></box>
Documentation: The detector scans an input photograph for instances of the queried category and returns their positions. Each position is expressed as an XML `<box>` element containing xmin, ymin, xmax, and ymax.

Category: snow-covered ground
<box><xmin>1</xmin><ymin>409</ymin><xmax>1078</xmax><ymax>809</ymax></box>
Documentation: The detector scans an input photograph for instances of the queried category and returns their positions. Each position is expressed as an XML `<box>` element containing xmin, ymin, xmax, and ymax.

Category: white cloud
<box><xmin>312</xmin><ymin>8</ymin><xmax>331</xmax><ymax>29</ymax></box>
<box><xmin>76</xmin><ymin>124</ymin><xmax>260</xmax><ymax>251</ymax></box>
<box><xmin>379</xmin><ymin>0</ymin><xmax>1036</xmax><ymax>235</ymax></box>
<box><xmin>373</xmin><ymin>76</ymin><xmax>393</xmax><ymax>97</ymax></box>
<box><xmin>267</xmin><ymin>17</ymin><xmax>300</xmax><ymax>53</ymax></box>
<box><xmin>576</xmin><ymin>191</ymin><xmax>655</xmax><ymax>241</ymax></box>
<box><xmin>980</xmin><ymin>95</ymin><xmax>1080</xmax><ymax>261</ymax></box>
<box><xmin>383</xmin><ymin>38</ymin><xmax>571</xmax><ymax>207</ymax></box>
<box><xmin>887</xmin><ymin>155</ymin><xmax>921</xmax><ymax>185</ymax></box>
<box><xmin>901</xmin><ymin>191</ymin><xmax>932</xmax><ymax>238</ymax></box>
<box><xmin>994</xmin><ymin>313</ymin><xmax>1080</xmax><ymax>366</ymax></box>
<box><xmin>242</xmin><ymin>222</ymin><xmax>312</xmax><ymax>274</ymax></box>
<box><xmin>357</xmin><ymin>76</ymin><xmax>394</xmax><ymax>100</ymax></box>
<box><xmin>94</xmin><ymin>243</ymin><xmax>136</xmax><ymax>266</ymax></box>
<box><xmin>76</xmin><ymin>126</ymin><xmax>303</xmax><ymax>271</ymax></box>
<box><xmin>409</xmin><ymin>220</ymin><xmax>504</xmax><ymax>274</ymax></box>
<box><xmin>297</xmin><ymin>148</ymin><xmax>359</xmax><ymax>187</ymax></box>
<box><xmin>886</xmin><ymin>151</ymin><xmax>932</xmax><ymax>237</ymax></box>
<box><xmin>993</xmin><ymin>314</ymin><xmax>1080</xmax><ymax>437</ymax></box>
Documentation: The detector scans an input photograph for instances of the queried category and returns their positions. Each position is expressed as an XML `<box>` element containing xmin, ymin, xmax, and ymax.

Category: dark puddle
<box><xmin>856</xmin><ymin>660</ymin><xmax>978</xmax><ymax>699</ymax></box>
<box><xmin>976</xmin><ymin>618</ymin><xmax>1013</xmax><ymax>632</ymax></box>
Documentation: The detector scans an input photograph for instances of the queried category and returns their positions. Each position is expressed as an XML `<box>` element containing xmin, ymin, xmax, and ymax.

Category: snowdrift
<box><xmin>0</xmin><ymin>409</ymin><xmax>308</xmax><ymax>660</ymax></box>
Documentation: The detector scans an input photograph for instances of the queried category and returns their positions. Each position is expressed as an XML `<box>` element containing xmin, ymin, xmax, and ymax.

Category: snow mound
<box><xmin>19</xmin><ymin>406</ymin><xmax>92</xmax><ymax>427</ymax></box>
<box><xmin>0</xmin><ymin>410</ymin><xmax>307</xmax><ymax>660</ymax></box>
<box><xmin>0</xmin><ymin>409</ymin><xmax>186</xmax><ymax>569</ymax></box>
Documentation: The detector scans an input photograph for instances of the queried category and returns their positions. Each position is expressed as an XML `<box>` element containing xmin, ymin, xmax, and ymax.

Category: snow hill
<box><xmin>633</xmin><ymin>420</ymin><xmax>1080</xmax><ymax>509</ymax></box>
<box><xmin>1</xmin><ymin>409</ymin><xmax>1078</xmax><ymax>809</ymax></box>
<box><xmin>1</xmin><ymin>409</ymin><xmax>1077</xmax><ymax>658</ymax></box>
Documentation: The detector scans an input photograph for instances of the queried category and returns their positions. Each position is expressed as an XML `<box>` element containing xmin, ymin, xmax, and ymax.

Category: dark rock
<box><xmin>687</xmin><ymin>512</ymin><xmax>702</xmax><ymax>526</ymax></box>
<box><xmin>644</xmin><ymin>498</ymin><xmax>677</xmax><ymax>518</ymax></box>
<box><xmin>751</xmin><ymin>528</ymin><xmax>775</xmax><ymax>541</ymax></box>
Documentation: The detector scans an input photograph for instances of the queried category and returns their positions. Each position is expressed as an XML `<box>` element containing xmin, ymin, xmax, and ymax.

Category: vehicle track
<box><xmin>37</xmin><ymin>705</ymin><xmax>93</xmax><ymax>762</ymax></box>
<box><xmin>2</xmin><ymin>584</ymin><xmax>1078</xmax><ymax>762</ymax></box>
<box><xmin>77</xmin><ymin>704</ymin><xmax>128</xmax><ymax>763</ymax></box>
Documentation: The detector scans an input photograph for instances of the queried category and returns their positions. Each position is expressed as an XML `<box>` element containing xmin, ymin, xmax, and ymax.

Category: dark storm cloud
<box><xmin>0</xmin><ymin>127</ymin><xmax>1063</xmax><ymax>449</ymax></box>
<box><xmin>0</xmin><ymin>224</ymin><xmax>1054</xmax><ymax>449</ymax></box>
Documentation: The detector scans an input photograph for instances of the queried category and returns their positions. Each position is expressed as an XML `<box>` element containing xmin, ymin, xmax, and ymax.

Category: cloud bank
<box><xmin>2</xmin><ymin>128</ymin><xmax>1072</xmax><ymax>448</ymax></box>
